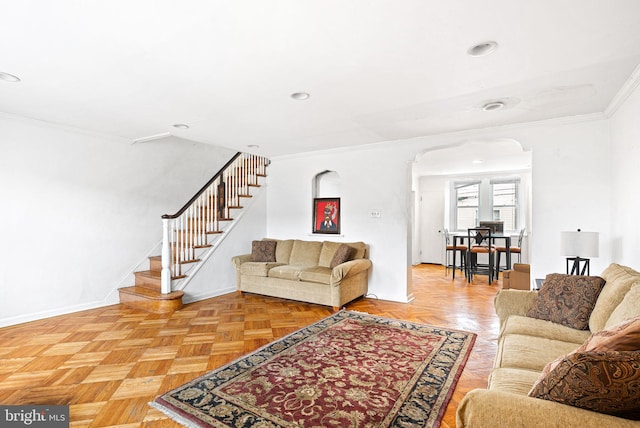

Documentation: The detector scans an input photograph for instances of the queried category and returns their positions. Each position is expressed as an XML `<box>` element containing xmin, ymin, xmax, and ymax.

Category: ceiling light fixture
<box><xmin>291</xmin><ymin>92</ymin><xmax>310</xmax><ymax>100</ymax></box>
<box><xmin>172</xmin><ymin>123</ymin><xmax>189</xmax><ymax>129</ymax></box>
<box><xmin>0</xmin><ymin>72</ymin><xmax>21</xmax><ymax>82</ymax></box>
<box><xmin>467</xmin><ymin>41</ymin><xmax>498</xmax><ymax>57</ymax></box>
<box><xmin>482</xmin><ymin>101</ymin><xmax>505</xmax><ymax>111</ymax></box>
<box><xmin>247</xmin><ymin>144</ymin><xmax>260</xmax><ymax>149</ymax></box>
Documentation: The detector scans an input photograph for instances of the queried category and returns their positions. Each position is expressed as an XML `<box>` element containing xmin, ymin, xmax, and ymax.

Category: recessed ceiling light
<box><xmin>482</xmin><ymin>101</ymin><xmax>505</xmax><ymax>111</ymax></box>
<box><xmin>247</xmin><ymin>144</ymin><xmax>260</xmax><ymax>148</ymax></box>
<box><xmin>172</xmin><ymin>123</ymin><xmax>189</xmax><ymax>129</ymax></box>
<box><xmin>291</xmin><ymin>92</ymin><xmax>310</xmax><ymax>100</ymax></box>
<box><xmin>467</xmin><ymin>41</ymin><xmax>498</xmax><ymax>57</ymax></box>
<box><xmin>0</xmin><ymin>72</ymin><xmax>21</xmax><ymax>82</ymax></box>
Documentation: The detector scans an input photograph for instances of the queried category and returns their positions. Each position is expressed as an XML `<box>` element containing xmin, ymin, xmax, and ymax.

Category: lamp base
<box><xmin>566</xmin><ymin>257</ymin><xmax>590</xmax><ymax>275</ymax></box>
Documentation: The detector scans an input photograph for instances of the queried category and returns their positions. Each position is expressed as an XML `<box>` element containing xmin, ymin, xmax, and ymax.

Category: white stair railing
<box><xmin>160</xmin><ymin>152</ymin><xmax>269</xmax><ymax>293</ymax></box>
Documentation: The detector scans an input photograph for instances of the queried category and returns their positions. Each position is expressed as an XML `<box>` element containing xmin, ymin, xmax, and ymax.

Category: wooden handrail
<box><xmin>161</xmin><ymin>152</ymin><xmax>242</xmax><ymax>220</ymax></box>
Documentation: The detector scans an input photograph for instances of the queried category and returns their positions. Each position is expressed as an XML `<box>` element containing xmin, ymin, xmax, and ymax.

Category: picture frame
<box><xmin>313</xmin><ymin>198</ymin><xmax>340</xmax><ymax>234</ymax></box>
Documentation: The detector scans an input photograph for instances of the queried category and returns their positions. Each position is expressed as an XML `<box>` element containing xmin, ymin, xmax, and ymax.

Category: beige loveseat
<box><xmin>231</xmin><ymin>239</ymin><xmax>372</xmax><ymax>310</ymax></box>
<box><xmin>457</xmin><ymin>263</ymin><xmax>640</xmax><ymax>427</ymax></box>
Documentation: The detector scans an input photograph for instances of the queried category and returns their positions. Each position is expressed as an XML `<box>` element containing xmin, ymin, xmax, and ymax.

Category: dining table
<box><xmin>451</xmin><ymin>232</ymin><xmax>512</xmax><ymax>279</ymax></box>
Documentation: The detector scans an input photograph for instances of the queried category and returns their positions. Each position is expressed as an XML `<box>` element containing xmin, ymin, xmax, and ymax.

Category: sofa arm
<box><xmin>457</xmin><ymin>389</ymin><xmax>640</xmax><ymax>428</ymax></box>
<box><xmin>231</xmin><ymin>254</ymin><xmax>252</xmax><ymax>269</ymax></box>
<box><xmin>330</xmin><ymin>259</ymin><xmax>372</xmax><ymax>285</ymax></box>
<box><xmin>494</xmin><ymin>289</ymin><xmax>537</xmax><ymax>330</ymax></box>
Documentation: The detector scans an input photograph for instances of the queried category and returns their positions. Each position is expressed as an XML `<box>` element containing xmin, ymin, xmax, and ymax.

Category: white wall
<box><xmin>610</xmin><ymin>82</ymin><xmax>640</xmax><ymax>265</ymax></box>
<box><xmin>268</xmin><ymin>116</ymin><xmax>613</xmax><ymax>303</ymax></box>
<box><xmin>267</xmin><ymin>148</ymin><xmax>415</xmax><ymax>303</ymax></box>
<box><xmin>0</xmin><ymin>115</ymin><xmax>239</xmax><ymax>327</ymax></box>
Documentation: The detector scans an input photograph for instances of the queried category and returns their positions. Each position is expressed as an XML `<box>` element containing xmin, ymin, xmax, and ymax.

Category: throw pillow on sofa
<box><xmin>251</xmin><ymin>240</ymin><xmax>277</xmax><ymax>262</ymax></box>
<box><xmin>330</xmin><ymin>244</ymin><xmax>353</xmax><ymax>268</ymax></box>
<box><xmin>529</xmin><ymin>350</ymin><xmax>640</xmax><ymax>420</ymax></box>
<box><xmin>529</xmin><ymin>315</ymin><xmax>640</xmax><ymax>393</ymax></box>
<box><xmin>578</xmin><ymin>314</ymin><xmax>640</xmax><ymax>352</ymax></box>
<box><xmin>526</xmin><ymin>273</ymin><xmax>605</xmax><ymax>330</ymax></box>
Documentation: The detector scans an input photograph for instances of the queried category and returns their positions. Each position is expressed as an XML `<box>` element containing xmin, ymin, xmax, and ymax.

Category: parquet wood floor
<box><xmin>0</xmin><ymin>264</ymin><xmax>501</xmax><ymax>427</ymax></box>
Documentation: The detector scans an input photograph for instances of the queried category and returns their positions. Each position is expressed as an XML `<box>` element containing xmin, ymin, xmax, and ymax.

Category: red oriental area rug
<box><xmin>151</xmin><ymin>310</ymin><xmax>476</xmax><ymax>428</ymax></box>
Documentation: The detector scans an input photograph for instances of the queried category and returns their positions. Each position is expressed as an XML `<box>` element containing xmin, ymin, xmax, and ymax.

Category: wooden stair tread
<box><xmin>136</xmin><ymin>270</ymin><xmax>160</xmax><ymax>279</ymax></box>
<box><xmin>119</xmin><ymin>286</ymin><xmax>184</xmax><ymax>300</ymax></box>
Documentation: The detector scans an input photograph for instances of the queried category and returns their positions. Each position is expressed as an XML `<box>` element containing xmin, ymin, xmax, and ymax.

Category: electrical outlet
<box><xmin>370</xmin><ymin>209</ymin><xmax>382</xmax><ymax>218</ymax></box>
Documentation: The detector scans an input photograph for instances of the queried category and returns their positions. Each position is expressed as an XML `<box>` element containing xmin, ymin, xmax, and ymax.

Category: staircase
<box><xmin>118</xmin><ymin>152</ymin><xmax>269</xmax><ymax>313</ymax></box>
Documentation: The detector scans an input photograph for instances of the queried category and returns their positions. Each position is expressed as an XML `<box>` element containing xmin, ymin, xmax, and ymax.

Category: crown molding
<box><xmin>605</xmin><ymin>62</ymin><xmax>640</xmax><ymax>117</ymax></box>
<box><xmin>0</xmin><ymin>111</ymin><xmax>131</xmax><ymax>144</ymax></box>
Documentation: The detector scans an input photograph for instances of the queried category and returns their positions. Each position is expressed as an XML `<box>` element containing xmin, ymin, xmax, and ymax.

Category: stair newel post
<box><xmin>161</xmin><ymin>217</ymin><xmax>172</xmax><ymax>294</ymax></box>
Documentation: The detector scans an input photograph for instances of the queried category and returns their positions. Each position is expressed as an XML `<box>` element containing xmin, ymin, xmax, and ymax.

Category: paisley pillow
<box><xmin>526</xmin><ymin>274</ymin><xmax>605</xmax><ymax>330</ymax></box>
<box><xmin>529</xmin><ymin>350</ymin><xmax>640</xmax><ymax>420</ymax></box>
<box><xmin>251</xmin><ymin>240</ymin><xmax>277</xmax><ymax>262</ymax></box>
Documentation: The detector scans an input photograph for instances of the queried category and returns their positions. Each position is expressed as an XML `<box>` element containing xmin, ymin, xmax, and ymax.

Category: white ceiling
<box><xmin>2</xmin><ymin>0</ymin><xmax>640</xmax><ymax>157</ymax></box>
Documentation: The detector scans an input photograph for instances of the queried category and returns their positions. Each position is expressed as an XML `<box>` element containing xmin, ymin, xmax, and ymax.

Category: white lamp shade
<box><xmin>560</xmin><ymin>231</ymin><xmax>599</xmax><ymax>257</ymax></box>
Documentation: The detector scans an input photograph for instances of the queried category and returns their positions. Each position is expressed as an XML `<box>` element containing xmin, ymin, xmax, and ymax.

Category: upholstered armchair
<box><xmin>502</xmin><ymin>263</ymin><xmax>531</xmax><ymax>290</ymax></box>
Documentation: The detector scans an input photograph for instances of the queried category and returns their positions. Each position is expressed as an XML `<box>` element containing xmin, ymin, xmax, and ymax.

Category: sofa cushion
<box><xmin>267</xmin><ymin>265</ymin><xmax>306</xmax><ymax>281</ymax></box>
<box><xmin>289</xmin><ymin>240</ymin><xmax>323</xmax><ymax>266</ymax></box>
<box><xmin>590</xmin><ymin>263</ymin><xmax>640</xmax><ymax>332</ymax></box>
<box><xmin>251</xmin><ymin>240</ymin><xmax>277</xmax><ymax>262</ymax></box>
<box><xmin>528</xmin><ymin>350</ymin><xmax>640</xmax><ymax>420</ymax></box>
<box><xmin>272</xmin><ymin>239</ymin><xmax>294</xmax><ymax>263</ymax></box>
<box><xmin>495</xmin><ymin>333</ymin><xmax>582</xmax><ymax>372</ymax></box>
<box><xmin>318</xmin><ymin>241</ymin><xmax>343</xmax><ymax>267</ymax></box>
<box><xmin>526</xmin><ymin>274</ymin><xmax>605</xmax><ymax>330</ymax></box>
<box><xmin>298</xmin><ymin>266</ymin><xmax>332</xmax><ymax>285</ymax></box>
<box><xmin>318</xmin><ymin>241</ymin><xmax>366</xmax><ymax>267</ymax></box>
<box><xmin>488</xmin><ymin>367</ymin><xmax>542</xmax><ymax>395</ymax></box>
<box><xmin>605</xmin><ymin>283</ymin><xmax>640</xmax><ymax>329</ymax></box>
<box><xmin>348</xmin><ymin>242</ymin><xmax>367</xmax><ymax>259</ymax></box>
<box><xmin>501</xmin><ymin>315</ymin><xmax>591</xmax><ymax>344</ymax></box>
<box><xmin>240</xmin><ymin>262</ymin><xmax>284</xmax><ymax>277</ymax></box>
<box><xmin>330</xmin><ymin>244</ymin><xmax>353</xmax><ymax>268</ymax></box>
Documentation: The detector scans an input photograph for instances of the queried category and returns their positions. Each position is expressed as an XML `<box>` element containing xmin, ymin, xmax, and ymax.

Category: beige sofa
<box><xmin>457</xmin><ymin>263</ymin><xmax>640</xmax><ymax>427</ymax></box>
<box><xmin>231</xmin><ymin>239</ymin><xmax>372</xmax><ymax>310</ymax></box>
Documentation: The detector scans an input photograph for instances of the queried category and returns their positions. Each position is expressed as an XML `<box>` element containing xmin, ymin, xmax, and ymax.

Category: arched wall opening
<box><xmin>411</xmin><ymin>138</ymin><xmax>532</xmax><ymax>269</ymax></box>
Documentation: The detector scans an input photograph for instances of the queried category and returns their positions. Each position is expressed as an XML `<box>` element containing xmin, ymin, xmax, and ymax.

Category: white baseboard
<box><xmin>0</xmin><ymin>300</ymin><xmax>107</xmax><ymax>328</ymax></box>
<box><xmin>182</xmin><ymin>287</ymin><xmax>237</xmax><ymax>304</ymax></box>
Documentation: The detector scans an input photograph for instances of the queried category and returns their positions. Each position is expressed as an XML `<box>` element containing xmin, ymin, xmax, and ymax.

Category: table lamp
<box><xmin>560</xmin><ymin>229</ymin><xmax>599</xmax><ymax>275</ymax></box>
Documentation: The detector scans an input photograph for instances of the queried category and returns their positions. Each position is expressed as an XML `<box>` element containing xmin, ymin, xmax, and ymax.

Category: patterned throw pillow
<box><xmin>578</xmin><ymin>315</ymin><xmax>640</xmax><ymax>352</ymax></box>
<box><xmin>529</xmin><ymin>351</ymin><xmax>640</xmax><ymax>420</ymax></box>
<box><xmin>330</xmin><ymin>244</ymin><xmax>353</xmax><ymax>268</ymax></box>
<box><xmin>526</xmin><ymin>274</ymin><xmax>606</xmax><ymax>330</ymax></box>
<box><xmin>251</xmin><ymin>240</ymin><xmax>277</xmax><ymax>262</ymax></box>
<box><xmin>529</xmin><ymin>315</ymin><xmax>640</xmax><ymax>394</ymax></box>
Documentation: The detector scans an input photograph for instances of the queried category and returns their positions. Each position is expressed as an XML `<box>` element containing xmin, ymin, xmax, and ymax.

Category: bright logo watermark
<box><xmin>1</xmin><ymin>406</ymin><xmax>69</xmax><ymax>427</ymax></box>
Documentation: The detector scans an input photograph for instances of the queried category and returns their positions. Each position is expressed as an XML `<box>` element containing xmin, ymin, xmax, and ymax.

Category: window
<box><xmin>492</xmin><ymin>180</ymin><xmax>519</xmax><ymax>231</ymax></box>
<box><xmin>451</xmin><ymin>178</ymin><xmax>521</xmax><ymax>233</ymax></box>
<box><xmin>455</xmin><ymin>182</ymin><xmax>479</xmax><ymax>230</ymax></box>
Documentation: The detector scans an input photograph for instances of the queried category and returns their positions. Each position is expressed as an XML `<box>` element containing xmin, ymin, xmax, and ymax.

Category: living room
<box><xmin>2</xmin><ymin>2</ymin><xmax>640</xmax><ymax>426</ymax></box>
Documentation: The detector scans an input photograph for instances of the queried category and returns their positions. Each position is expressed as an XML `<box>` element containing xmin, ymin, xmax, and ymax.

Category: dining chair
<box><xmin>496</xmin><ymin>228</ymin><xmax>525</xmax><ymax>278</ymax></box>
<box><xmin>444</xmin><ymin>228</ymin><xmax>467</xmax><ymax>277</ymax></box>
<box><xmin>467</xmin><ymin>227</ymin><xmax>497</xmax><ymax>283</ymax></box>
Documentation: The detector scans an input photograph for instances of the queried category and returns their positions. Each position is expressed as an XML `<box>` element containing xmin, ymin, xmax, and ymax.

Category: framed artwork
<box><xmin>313</xmin><ymin>198</ymin><xmax>340</xmax><ymax>234</ymax></box>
